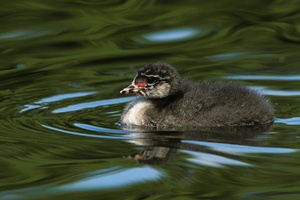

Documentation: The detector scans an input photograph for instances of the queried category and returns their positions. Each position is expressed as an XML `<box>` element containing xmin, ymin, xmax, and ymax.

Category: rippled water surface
<box><xmin>1</xmin><ymin>1</ymin><xmax>300</xmax><ymax>199</ymax></box>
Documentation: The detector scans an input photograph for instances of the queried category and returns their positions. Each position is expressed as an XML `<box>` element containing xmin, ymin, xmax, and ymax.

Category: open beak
<box><xmin>120</xmin><ymin>82</ymin><xmax>140</xmax><ymax>94</ymax></box>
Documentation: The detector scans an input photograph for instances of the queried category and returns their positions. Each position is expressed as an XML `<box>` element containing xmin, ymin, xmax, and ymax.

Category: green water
<box><xmin>1</xmin><ymin>1</ymin><xmax>300</xmax><ymax>199</ymax></box>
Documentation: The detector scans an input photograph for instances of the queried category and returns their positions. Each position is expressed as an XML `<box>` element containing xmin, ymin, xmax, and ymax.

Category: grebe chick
<box><xmin>119</xmin><ymin>62</ymin><xmax>274</xmax><ymax>128</ymax></box>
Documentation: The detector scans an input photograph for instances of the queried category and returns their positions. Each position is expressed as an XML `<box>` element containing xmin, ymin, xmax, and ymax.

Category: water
<box><xmin>1</xmin><ymin>0</ymin><xmax>300</xmax><ymax>199</ymax></box>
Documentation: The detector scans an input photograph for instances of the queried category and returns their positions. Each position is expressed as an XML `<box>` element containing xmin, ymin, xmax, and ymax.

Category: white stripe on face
<box><xmin>140</xmin><ymin>73</ymin><xmax>171</xmax><ymax>80</ymax></box>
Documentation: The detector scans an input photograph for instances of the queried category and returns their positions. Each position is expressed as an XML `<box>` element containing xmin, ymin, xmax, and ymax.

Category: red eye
<box><xmin>137</xmin><ymin>82</ymin><xmax>147</xmax><ymax>87</ymax></box>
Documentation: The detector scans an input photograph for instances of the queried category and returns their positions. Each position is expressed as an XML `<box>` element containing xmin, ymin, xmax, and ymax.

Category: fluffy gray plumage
<box><xmin>119</xmin><ymin>62</ymin><xmax>274</xmax><ymax>128</ymax></box>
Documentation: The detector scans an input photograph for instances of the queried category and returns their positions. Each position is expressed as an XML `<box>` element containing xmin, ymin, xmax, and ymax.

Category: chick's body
<box><xmin>120</xmin><ymin>63</ymin><xmax>274</xmax><ymax>128</ymax></box>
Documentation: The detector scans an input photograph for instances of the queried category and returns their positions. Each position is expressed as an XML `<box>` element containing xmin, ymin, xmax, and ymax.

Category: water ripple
<box><xmin>276</xmin><ymin>117</ymin><xmax>300</xmax><ymax>126</ymax></box>
<box><xmin>36</xmin><ymin>92</ymin><xmax>97</xmax><ymax>104</ymax></box>
<box><xmin>59</xmin><ymin>166</ymin><xmax>162</xmax><ymax>191</ymax></box>
<box><xmin>182</xmin><ymin>150</ymin><xmax>251</xmax><ymax>167</ymax></box>
<box><xmin>251</xmin><ymin>86</ymin><xmax>300</xmax><ymax>96</ymax></box>
<box><xmin>182</xmin><ymin>140</ymin><xmax>297</xmax><ymax>155</ymax></box>
<box><xmin>20</xmin><ymin>91</ymin><xmax>97</xmax><ymax>113</ymax></box>
<box><xmin>41</xmin><ymin>124</ymin><xmax>132</xmax><ymax>140</ymax></box>
<box><xmin>0</xmin><ymin>166</ymin><xmax>163</xmax><ymax>199</ymax></box>
<box><xmin>143</xmin><ymin>28</ymin><xmax>201</xmax><ymax>42</ymax></box>
<box><xmin>74</xmin><ymin>123</ymin><xmax>134</xmax><ymax>134</ymax></box>
<box><xmin>53</xmin><ymin>97</ymin><xmax>133</xmax><ymax>114</ymax></box>
<box><xmin>224</xmin><ymin>75</ymin><xmax>300</xmax><ymax>81</ymax></box>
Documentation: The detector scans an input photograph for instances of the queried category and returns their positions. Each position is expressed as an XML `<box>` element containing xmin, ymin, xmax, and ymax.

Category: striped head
<box><xmin>120</xmin><ymin>62</ymin><xmax>181</xmax><ymax>98</ymax></box>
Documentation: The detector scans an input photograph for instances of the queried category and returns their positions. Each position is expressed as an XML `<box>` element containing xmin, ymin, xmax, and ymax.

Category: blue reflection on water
<box><xmin>276</xmin><ymin>117</ymin><xmax>300</xmax><ymax>125</ymax></box>
<box><xmin>261</xmin><ymin>89</ymin><xmax>300</xmax><ymax>96</ymax></box>
<box><xmin>0</xmin><ymin>167</ymin><xmax>163</xmax><ymax>199</ymax></box>
<box><xmin>42</xmin><ymin>124</ymin><xmax>132</xmax><ymax>139</ymax></box>
<box><xmin>74</xmin><ymin>123</ymin><xmax>135</xmax><ymax>134</ymax></box>
<box><xmin>224</xmin><ymin>75</ymin><xmax>300</xmax><ymax>81</ymax></box>
<box><xmin>182</xmin><ymin>140</ymin><xmax>297</xmax><ymax>155</ymax></box>
<box><xmin>20</xmin><ymin>91</ymin><xmax>97</xmax><ymax>113</ymax></box>
<box><xmin>53</xmin><ymin>97</ymin><xmax>133</xmax><ymax>113</ymax></box>
<box><xmin>36</xmin><ymin>92</ymin><xmax>97</xmax><ymax>104</ymax></box>
<box><xmin>207</xmin><ymin>52</ymin><xmax>245</xmax><ymax>60</ymax></box>
<box><xmin>249</xmin><ymin>86</ymin><xmax>300</xmax><ymax>96</ymax></box>
<box><xmin>59</xmin><ymin>166</ymin><xmax>162</xmax><ymax>191</ymax></box>
<box><xmin>19</xmin><ymin>91</ymin><xmax>133</xmax><ymax>114</ymax></box>
<box><xmin>182</xmin><ymin>150</ymin><xmax>251</xmax><ymax>167</ymax></box>
<box><xmin>143</xmin><ymin>28</ymin><xmax>200</xmax><ymax>42</ymax></box>
<box><xmin>0</xmin><ymin>30</ymin><xmax>48</xmax><ymax>40</ymax></box>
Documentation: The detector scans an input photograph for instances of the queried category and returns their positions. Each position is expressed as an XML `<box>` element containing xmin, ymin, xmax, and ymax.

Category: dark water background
<box><xmin>1</xmin><ymin>1</ymin><xmax>300</xmax><ymax>199</ymax></box>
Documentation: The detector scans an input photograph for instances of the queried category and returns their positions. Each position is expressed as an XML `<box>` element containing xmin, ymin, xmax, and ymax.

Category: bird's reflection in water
<box><xmin>123</xmin><ymin>124</ymin><xmax>273</xmax><ymax>165</ymax></box>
